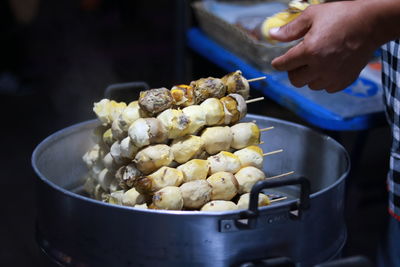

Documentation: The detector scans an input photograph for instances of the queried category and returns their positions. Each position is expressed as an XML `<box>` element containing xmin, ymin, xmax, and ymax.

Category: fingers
<box><xmin>272</xmin><ymin>41</ymin><xmax>308</xmax><ymax>71</ymax></box>
<box><xmin>308</xmin><ymin>80</ymin><xmax>347</xmax><ymax>93</ymax></box>
<box><xmin>307</xmin><ymin>80</ymin><xmax>326</xmax><ymax>91</ymax></box>
<box><xmin>288</xmin><ymin>65</ymin><xmax>319</xmax><ymax>88</ymax></box>
<box><xmin>268</xmin><ymin>11</ymin><xmax>312</xmax><ymax>42</ymax></box>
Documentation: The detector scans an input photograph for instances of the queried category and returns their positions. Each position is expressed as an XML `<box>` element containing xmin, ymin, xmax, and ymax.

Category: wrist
<box><xmin>357</xmin><ymin>0</ymin><xmax>400</xmax><ymax>46</ymax></box>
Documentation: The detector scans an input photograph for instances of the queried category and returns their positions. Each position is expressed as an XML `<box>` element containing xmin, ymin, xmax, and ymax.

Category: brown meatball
<box><xmin>221</xmin><ymin>70</ymin><xmax>250</xmax><ymax>99</ymax></box>
<box><xmin>139</xmin><ymin>88</ymin><xmax>173</xmax><ymax>116</ymax></box>
<box><xmin>190</xmin><ymin>77</ymin><xmax>226</xmax><ymax>104</ymax></box>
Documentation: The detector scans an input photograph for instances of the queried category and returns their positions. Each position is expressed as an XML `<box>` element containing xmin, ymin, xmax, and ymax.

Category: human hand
<box><xmin>270</xmin><ymin>1</ymin><xmax>378</xmax><ymax>93</ymax></box>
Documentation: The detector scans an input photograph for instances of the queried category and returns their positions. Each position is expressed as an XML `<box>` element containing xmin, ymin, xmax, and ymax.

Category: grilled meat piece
<box><xmin>139</xmin><ymin>88</ymin><xmax>173</xmax><ymax>116</ymax></box>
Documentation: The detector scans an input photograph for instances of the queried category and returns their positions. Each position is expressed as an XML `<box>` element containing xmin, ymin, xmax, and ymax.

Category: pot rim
<box><xmin>31</xmin><ymin>114</ymin><xmax>350</xmax><ymax>216</ymax></box>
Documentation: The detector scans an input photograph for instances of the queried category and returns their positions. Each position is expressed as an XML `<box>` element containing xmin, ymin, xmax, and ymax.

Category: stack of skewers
<box><xmin>82</xmin><ymin>70</ymin><xmax>292</xmax><ymax>211</ymax></box>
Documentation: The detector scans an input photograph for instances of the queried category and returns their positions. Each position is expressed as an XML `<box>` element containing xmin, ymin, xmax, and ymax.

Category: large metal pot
<box><xmin>32</xmin><ymin>114</ymin><xmax>350</xmax><ymax>267</ymax></box>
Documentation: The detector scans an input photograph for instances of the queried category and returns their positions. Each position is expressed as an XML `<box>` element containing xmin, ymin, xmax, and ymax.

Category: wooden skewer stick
<box><xmin>270</xmin><ymin>196</ymin><xmax>288</xmax><ymax>203</ymax></box>
<box><xmin>245</xmin><ymin>97</ymin><xmax>264</xmax><ymax>104</ymax></box>
<box><xmin>266</xmin><ymin>171</ymin><xmax>295</xmax><ymax>180</ymax></box>
<box><xmin>247</xmin><ymin>76</ymin><xmax>267</xmax><ymax>83</ymax></box>
<box><xmin>263</xmin><ymin>149</ymin><xmax>283</xmax><ymax>157</ymax></box>
<box><xmin>260</xmin><ymin>126</ymin><xmax>274</xmax><ymax>132</ymax></box>
<box><xmin>259</xmin><ymin>141</ymin><xmax>265</xmax><ymax>145</ymax></box>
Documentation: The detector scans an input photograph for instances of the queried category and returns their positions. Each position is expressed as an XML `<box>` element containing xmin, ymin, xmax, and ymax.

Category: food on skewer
<box><xmin>117</xmin><ymin>101</ymin><xmax>143</xmax><ymax>132</ymax></box>
<box><xmin>201</xmin><ymin>126</ymin><xmax>232</xmax><ymax>155</ymax></box>
<box><xmin>236</xmin><ymin>193</ymin><xmax>270</xmax><ymax>210</ymax></box>
<box><xmin>221</xmin><ymin>70</ymin><xmax>250</xmax><ymax>100</ymax></box>
<box><xmin>190</xmin><ymin>77</ymin><xmax>226</xmax><ymax>104</ymax></box>
<box><xmin>181</xmin><ymin>105</ymin><xmax>206</xmax><ymax>134</ymax></box>
<box><xmin>199</xmin><ymin>98</ymin><xmax>225</xmax><ymax>126</ymax></box>
<box><xmin>93</xmin><ymin>99</ymin><xmax>127</xmax><ymax>126</ymax></box>
<box><xmin>98</xmin><ymin>93</ymin><xmax>259</xmax><ymax>147</ymax></box>
<box><xmin>134</xmin><ymin>144</ymin><xmax>174</xmax><ymax>174</ymax></box>
<box><xmin>157</xmin><ymin>109</ymin><xmax>190</xmax><ymax>139</ymax></box>
<box><xmin>125</xmin><ymin>93</ymin><xmax>255</xmax><ymax>148</ymax></box>
<box><xmin>234</xmin><ymin>145</ymin><xmax>264</xmax><ymax>169</ymax></box>
<box><xmin>170</xmin><ymin>135</ymin><xmax>205</xmax><ymax>164</ymax></box>
<box><xmin>119</xmin><ymin>137</ymin><xmax>138</xmax><ymax>159</ymax></box>
<box><xmin>170</xmin><ymin>84</ymin><xmax>195</xmax><ymax>107</ymax></box>
<box><xmin>108</xmin><ymin>190</ymin><xmax>124</xmax><ymax>205</ymax></box>
<box><xmin>201</xmin><ymin>122</ymin><xmax>265</xmax><ymax>155</ymax></box>
<box><xmin>229</xmin><ymin>94</ymin><xmax>247</xmax><ymax>120</ymax></box>
<box><xmin>111</xmin><ymin>119</ymin><xmax>126</xmax><ymax>141</ymax></box>
<box><xmin>231</xmin><ymin>122</ymin><xmax>260</xmax><ymax>149</ymax></box>
<box><xmin>201</xmin><ymin>200</ymin><xmax>238</xmax><ymax>212</ymax></box>
<box><xmin>103</xmin><ymin>152</ymin><xmax>121</xmax><ymax>172</ymax></box>
<box><xmin>121</xmin><ymin>187</ymin><xmax>147</xmax><ymax>207</ymax></box>
<box><xmin>93</xmin><ymin>72</ymin><xmax>264</xmax><ymax>126</ymax></box>
<box><xmin>220</xmin><ymin>95</ymin><xmax>241</xmax><ymax>125</ymax></box>
<box><xmin>177</xmin><ymin>159</ymin><xmax>210</xmax><ymax>182</ymax></box>
<box><xmin>110</xmin><ymin>141</ymin><xmax>130</xmax><ymax>165</ymax></box>
<box><xmin>102</xmin><ymin>128</ymin><xmax>115</xmax><ymax>148</ymax></box>
<box><xmin>180</xmin><ymin>180</ymin><xmax>212</xmax><ymax>209</ymax></box>
<box><xmin>235</xmin><ymin>166</ymin><xmax>266</xmax><ymax>194</ymax></box>
<box><xmin>115</xmin><ymin>163</ymin><xmax>142</xmax><ymax>189</ymax></box>
<box><xmin>152</xmin><ymin>186</ymin><xmax>184</xmax><ymax>210</ymax></box>
<box><xmin>207</xmin><ymin>171</ymin><xmax>239</xmax><ymax>201</ymax></box>
<box><xmin>234</xmin><ymin>147</ymin><xmax>283</xmax><ymax>170</ymax></box>
<box><xmin>128</xmin><ymin>118</ymin><xmax>168</xmax><ymax>148</ymax></box>
<box><xmin>82</xmin><ymin>144</ymin><xmax>105</xmax><ymax>172</ymax></box>
<box><xmin>126</xmin><ymin>143</ymin><xmax>278</xmax><ymax>187</ymax></box>
<box><xmin>135</xmin><ymin>166</ymin><xmax>184</xmax><ymax>194</ymax></box>
<box><xmin>207</xmin><ymin>151</ymin><xmax>242</xmax><ymax>174</ymax></box>
<box><xmin>138</xmin><ymin>87</ymin><xmax>172</xmax><ymax>116</ymax></box>
<box><xmin>98</xmin><ymin>168</ymin><xmax>115</xmax><ymax>191</ymax></box>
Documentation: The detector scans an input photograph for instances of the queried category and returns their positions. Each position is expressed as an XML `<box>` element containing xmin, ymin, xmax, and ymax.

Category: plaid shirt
<box><xmin>382</xmin><ymin>39</ymin><xmax>400</xmax><ymax>221</ymax></box>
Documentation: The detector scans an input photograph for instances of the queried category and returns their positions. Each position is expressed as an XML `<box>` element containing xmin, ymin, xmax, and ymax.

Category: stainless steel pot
<box><xmin>32</xmin><ymin>114</ymin><xmax>350</xmax><ymax>267</ymax></box>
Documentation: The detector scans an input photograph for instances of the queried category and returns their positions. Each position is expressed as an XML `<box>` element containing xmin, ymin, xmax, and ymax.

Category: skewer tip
<box><xmin>266</xmin><ymin>171</ymin><xmax>295</xmax><ymax>180</ymax></box>
<box><xmin>246</xmin><ymin>97</ymin><xmax>264</xmax><ymax>104</ymax></box>
<box><xmin>260</xmin><ymin>126</ymin><xmax>274</xmax><ymax>132</ymax></box>
<box><xmin>263</xmin><ymin>149</ymin><xmax>283</xmax><ymax>157</ymax></box>
<box><xmin>247</xmin><ymin>76</ymin><xmax>267</xmax><ymax>83</ymax></box>
<box><xmin>269</xmin><ymin>196</ymin><xmax>288</xmax><ymax>203</ymax></box>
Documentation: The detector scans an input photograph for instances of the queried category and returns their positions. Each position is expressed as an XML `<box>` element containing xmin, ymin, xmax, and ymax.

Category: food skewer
<box><xmin>269</xmin><ymin>196</ymin><xmax>288</xmax><ymax>203</ymax></box>
<box><xmin>97</xmin><ymin>93</ymin><xmax>264</xmax><ymax>145</ymax></box>
<box><xmin>263</xmin><ymin>149</ymin><xmax>283</xmax><ymax>156</ymax></box>
<box><xmin>95</xmin><ymin>121</ymin><xmax>278</xmax><ymax>176</ymax></box>
<box><xmin>260</xmin><ymin>126</ymin><xmax>274</xmax><ymax>132</ymax></box>
<box><xmin>265</xmin><ymin>171</ymin><xmax>295</xmax><ymax>180</ymax></box>
<box><xmin>114</xmin><ymin>144</ymin><xmax>285</xmax><ymax>193</ymax></box>
<box><xmin>247</xmin><ymin>76</ymin><xmax>267</xmax><ymax>83</ymax></box>
<box><xmin>245</xmin><ymin>97</ymin><xmax>264</xmax><ymax>104</ymax></box>
<box><xmin>95</xmin><ymin>70</ymin><xmax>264</xmax><ymax>126</ymax></box>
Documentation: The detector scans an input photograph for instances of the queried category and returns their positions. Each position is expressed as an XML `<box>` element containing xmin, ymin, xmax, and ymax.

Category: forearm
<box><xmin>356</xmin><ymin>0</ymin><xmax>400</xmax><ymax>46</ymax></box>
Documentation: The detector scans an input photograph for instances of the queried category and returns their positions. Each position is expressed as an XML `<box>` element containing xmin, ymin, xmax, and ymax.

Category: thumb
<box><xmin>268</xmin><ymin>13</ymin><xmax>312</xmax><ymax>42</ymax></box>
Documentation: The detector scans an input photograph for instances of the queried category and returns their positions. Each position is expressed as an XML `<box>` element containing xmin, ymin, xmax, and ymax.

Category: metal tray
<box><xmin>192</xmin><ymin>0</ymin><xmax>296</xmax><ymax>71</ymax></box>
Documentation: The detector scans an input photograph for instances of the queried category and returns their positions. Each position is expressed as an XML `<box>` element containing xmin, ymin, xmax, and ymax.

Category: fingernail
<box><xmin>269</xmin><ymin>27</ymin><xmax>280</xmax><ymax>35</ymax></box>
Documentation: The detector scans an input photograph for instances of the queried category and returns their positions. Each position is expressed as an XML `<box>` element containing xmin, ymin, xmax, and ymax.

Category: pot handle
<box><xmin>104</xmin><ymin>81</ymin><xmax>150</xmax><ymax>102</ymax></box>
<box><xmin>240</xmin><ymin>176</ymin><xmax>311</xmax><ymax>220</ymax></box>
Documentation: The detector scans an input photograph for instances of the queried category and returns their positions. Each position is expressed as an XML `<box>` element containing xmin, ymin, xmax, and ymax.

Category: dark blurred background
<box><xmin>0</xmin><ymin>0</ymin><xmax>390</xmax><ymax>266</ymax></box>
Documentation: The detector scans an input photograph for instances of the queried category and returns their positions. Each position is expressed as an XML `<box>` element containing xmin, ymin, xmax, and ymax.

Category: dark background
<box><xmin>0</xmin><ymin>0</ymin><xmax>390</xmax><ymax>266</ymax></box>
